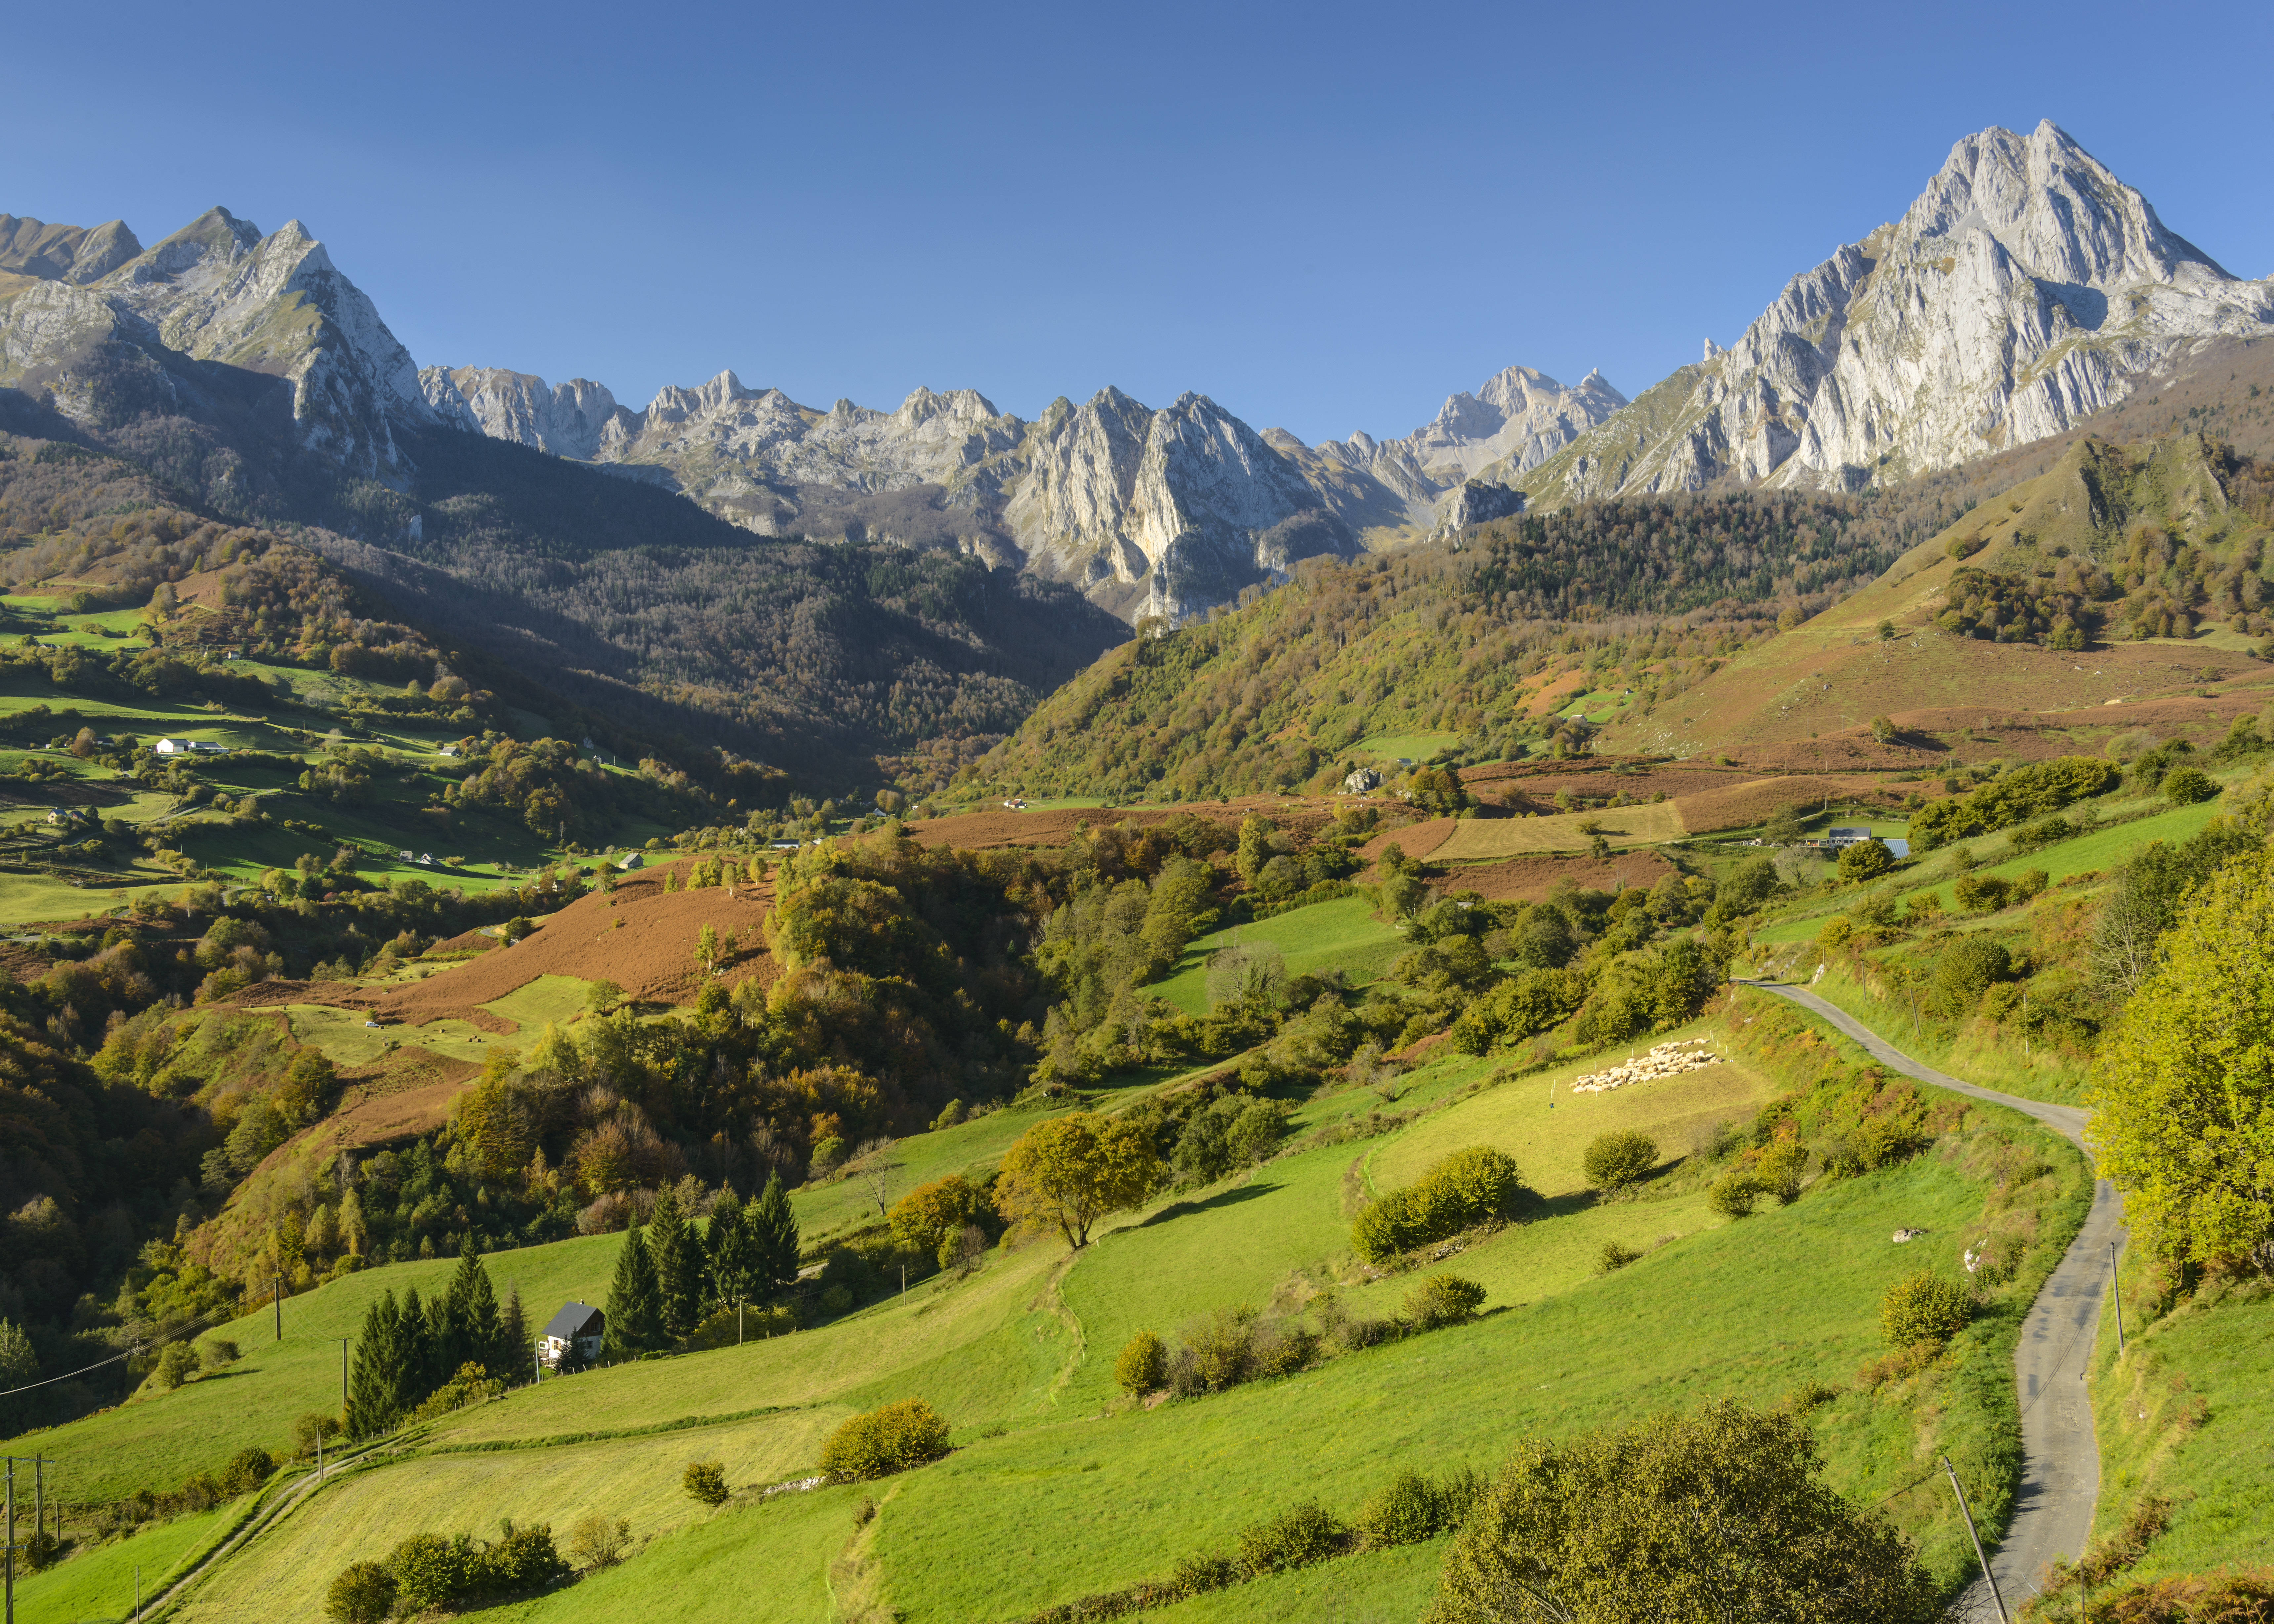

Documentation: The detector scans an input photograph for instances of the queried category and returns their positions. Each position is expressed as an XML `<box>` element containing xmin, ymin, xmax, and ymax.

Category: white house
<box><xmin>539</xmin><ymin>1301</ymin><xmax>606</xmax><ymax>1369</ymax></box>
<box><xmin>153</xmin><ymin>738</ymin><xmax>229</xmax><ymax>755</ymax></box>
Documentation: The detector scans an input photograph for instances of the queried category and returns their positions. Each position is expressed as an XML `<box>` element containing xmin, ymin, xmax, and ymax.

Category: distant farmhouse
<box><xmin>539</xmin><ymin>1301</ymin><xmax>605</xmax><ymax>1369</ymax></box>
<box><xmin>153</xmin><ymin>738</ymin><xmax>229</xmax><ymax>755</ymax></box>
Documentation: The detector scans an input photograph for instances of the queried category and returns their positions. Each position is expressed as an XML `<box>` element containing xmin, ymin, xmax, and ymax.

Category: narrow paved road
<box><xmin>1734</xmin><ymin>980</ymin><xmax>2125</xmax><ymax>1617</ymax></box>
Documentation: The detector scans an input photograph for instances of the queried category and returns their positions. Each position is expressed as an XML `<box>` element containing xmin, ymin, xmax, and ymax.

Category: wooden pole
<box><xmin>1944</xmin><ymin>1456</ymin><xmax>2009</xmax><ymax>1624</ymax></box>
<box><xmin>2112</xmin><ymin>1241</ymin><xmax>2125</xmax><ymax>1351</ymax></box>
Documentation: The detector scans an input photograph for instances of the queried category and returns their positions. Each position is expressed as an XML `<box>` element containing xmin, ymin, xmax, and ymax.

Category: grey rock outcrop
<box><xmin>420</xmin><ymin>366</ymin><xmax>623</xmax><ymax>459</ymax></box>
<box><xmin>1525</xmin><ymin>121</ymin><xmax>2274</xmax><ymax>502</ymax></box>
<box><xmin>0</xmin><ymin>206</ymin><xmax>431</xmax><ymax>476</ymax></box>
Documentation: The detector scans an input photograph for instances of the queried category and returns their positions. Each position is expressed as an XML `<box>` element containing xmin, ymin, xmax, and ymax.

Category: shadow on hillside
<box><xmin>1528</xmin><ymin>1189</ymin><xmax>1600</xmax><ymax>1221</ymax></box>
<box><xmin>1137</xmin><ymin>1183</ymin><xmax>1278</xmax><ymax>1229</ymax></box>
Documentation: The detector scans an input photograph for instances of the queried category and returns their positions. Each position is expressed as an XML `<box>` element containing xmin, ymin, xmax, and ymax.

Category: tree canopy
<box><xmin>2089</xmin><ymin>848</ymin><xmax>2274</xmax><ymax>1271</ymax></box>
<box><xmin>994</xmin><ymin>1113</ymin><xmax>1161</xmax><ymax>1249</ymax></box>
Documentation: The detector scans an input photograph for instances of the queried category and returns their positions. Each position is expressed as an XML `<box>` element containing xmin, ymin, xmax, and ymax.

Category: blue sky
<box><xmin>7</xmin><ymin>0</ymin><xmax>2271</xmax><ymax>445</ymax></box>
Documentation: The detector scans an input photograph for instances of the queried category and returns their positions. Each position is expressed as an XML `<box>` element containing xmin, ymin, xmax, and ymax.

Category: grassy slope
<box><xmin>14</xmin><ymin>1500</ymin><xmax>237</xmax><ymax>1622</ymax></box>
<box><xmin>1148</xmin><ymin>896</ymin><xmax>1405</xmax><ymax>1014</ymax></box>
<box><xmin>2086</xmin><ymin>1266</ymin><xmax>2274</xmax><ymax>1581</ymax></box>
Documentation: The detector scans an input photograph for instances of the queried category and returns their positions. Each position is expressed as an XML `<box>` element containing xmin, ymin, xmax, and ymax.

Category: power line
<box><xmin>0</xmin><ymin>1299</ymin><xmax>249</xmax><ymax>1401</ymax></box>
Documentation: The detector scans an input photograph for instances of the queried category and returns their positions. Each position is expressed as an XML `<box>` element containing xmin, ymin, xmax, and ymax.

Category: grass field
<box><xmin>1148</xmin><ymin>896</ymin><xmax>1406</xmax><ymax>1013</ymax></box>
<box><xmin>14</xmin><ymin>1499</ymin><xmax>239</xmax><ymax>1624</ymax></box>
<box><xmin>2087</xmin><ymin>1269</ymin><xmax>2274</xmax><ymax>1582</ymax></box>
<box><xmin>1430</xmin><ymin>800</ymin><xmax>1686</xmax><ymax>859</ymax></box>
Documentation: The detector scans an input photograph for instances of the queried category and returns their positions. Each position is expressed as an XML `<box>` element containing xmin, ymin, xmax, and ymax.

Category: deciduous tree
<box><xmin>994</xmin><ymin>1112</ymin><xmax>1161</xmax><ymax>1249</ymax></box>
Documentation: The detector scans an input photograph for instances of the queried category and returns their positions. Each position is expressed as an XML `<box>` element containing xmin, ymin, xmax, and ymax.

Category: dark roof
<box><xmin>541</xmin><ymin>1301</ymin><xmax>605</xmax><ymax>1340</ymax></box>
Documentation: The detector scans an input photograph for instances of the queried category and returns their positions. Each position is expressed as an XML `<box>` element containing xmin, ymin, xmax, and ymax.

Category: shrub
<box><xmin>151</xmin><ymin>1341</ymin><xmax>198</xmax><ymax>1390</ymax></box>
<box><xmin>217</xmin><ymin>1445</ymin><xmax>275</xmax><ymax>1496</ymax></box>
<box><xmin>1236</xmin><ymin>1501</ymin><xmax>1348</xmax><ymax>1575</ymax></box>
<box><xmin>1595</xmin><ymin>1240</ymin><xmax>1643</xmax><ymax>1275</ymax></box>
<box><xmin>293</xmin><ymin>1412</ymin><xmax>343</xmax><ymax>1456</ymax></box>
<box><xmin>1114</xmin><ymin>1330</ymin><xmax>1166</xmax><ymax>1395</ymax></box>
<box><xmin>474</xmin><ymin>1522</ymin><xmax>571</xmax><ymax>1594</ymax></box>
<box><xmin>1837</xmin><ymin>839</ymin><xmax>1893</xmax><ymax>881</ymax></box>
<box><xmin>1181</xmin><ymin>1306</ymin><xmax>1257</xmax><ymax>1391</ymax></box>
<box><xmin>1816</xmin><ymin>916</ymin><xmax>1853</xmax><ymax>950</ymax></box>
<box><xmin>1358</xmin><ymin>1471</ymin><xmax>1443</xmax><ymax>1546</ymax></box>
<box><xmin>1351</xmin><ymin>1146</ymin><xmax>1527</xmax><ymax>1262</ymax></box>
<box><xmin>1581</xmin><ymin>1130</ymin><xmax>1658</xmax><ymax>1194</ymax></box>
<box><xmin>1911</xmin><ymin>754</ymin><xmax>2120</xmax><ymax>848</ymax></box>
<box><xmin>2162</xmin><ymin>767</ymin><xmax>2218</xmax><ymax>804</ymax></box>
<box><xmin>1755</xmin><ymin>1141</ymin><xmax>1807</xmax><ymax>1206</ymax></box>
<box><xmin>200</xmin><ymin>1338</ymin><xmax>241</xmax><ymax>1371</ymax></box>
<box><xmin>565</xmin><ymin>1513</ymin><xmax>630</xmax><ymax>1570</ymax></box>
<box><xmin>1709</xmin><ymin>1171</ymin><xmax>1760</xmax><ymax>1218</ymax></box>
<box><xmin>1880</xmin><ymin>1269</ymin><xmax>1970</xmax><ymax>1350</ymax></box>
<box><xmin>1168</xmin><ymin>1553</ymin><xmax>1240</xmax><ymax>1597</ymax></box>
<box><xmin>1931</xmin><ymin>935</ymin><xmax>2012</xmax><ymax>1015</ymax></box>
<box><xmin>820</xmin><ymin>1398</ymin><xmax>952</xmax><ymax>1480</ymax></box>
<box><xmin>1433</xmin><ymin>1401</ymin><xmax>1938</xmax><ymax>1624</ymax></box>
<box><xmin>683</xmin><ymin>1460</ymin><xmax>729</xmax><ymax>1506</ymax></box>
<box><xmin>1405</xmin><ymin>1274</ymin><xmax>1487</xmax><ymax>1329</ymax></box>
<box><xmin>1952</xmin><ymin>874</ymin><xmax>2011</xmax><ymax>913</ymax></box>
<box><xmin>1248</xmin><ymin>1321</ymin><xmax>1322</xmax><ymax>1378</ymax></box>
<box><xmin>324</xmin><ymin>1561</ymin><xmax>396</xmax><ymax>1624</ymax></box>
<box><xmin>389</xmin><ymin>1532</ymin><xmax>473</xmax><ymax>1613</ymax></box>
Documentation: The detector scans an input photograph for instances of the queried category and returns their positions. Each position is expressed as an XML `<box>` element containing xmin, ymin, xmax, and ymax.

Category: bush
<box><xmin>151</xmin><ymin>1341</ymin><xmax>198</xmax><ymax>1390</ymax></box>
<box><xmin>1168</xmin><ymin>1553</ymin><xmax>1240</xmax><ymax>1598</ymax></box>
<box><xmin>475</xmin><ymin>1522</ymin><xmax>572</xmax><ymax>1594</ymax></box>
<box><xmin>200</xmin><ymin>1338</ymin><xmax>241</xmax><ymax>1371</ymax></box>
<box><xmin>820</xmin><ymin>1398</ymin><xmax>952</xmax><ymax>1480</ymax></box>
<box><xmin>1880</xmin><ymin>1269</ymin><xmax>1970</xmax><ymax>1350</ymax></box>
<box><xmin>1351</xmin><ymin>1146</ymin><xmax>1527</xmax><ymax>1262</ymax></box>
<box><xmin>1837</xmin><ymin>839</ymin><xmax>1894</xmax><ymax>881</ymax></box>
<box><xmin>293</xmin><ymin>1412</ymin><xmax>343</xmax><ymax>1457</ymax></box>
<box><xmin>1432</xmin><ymin>1401</ymin><xmax>1938</xmax><ymax>1624</ymax></box>
<box><xmin>683</xmin><ymin>1460</ymin><xmax>729</xmax><ymax>1506</ymax></box>
<box><xmin>218</xmin><ymin>1445</ymin><xmax>274</xmax><ymax>1496</ymax></box>
<box><xmin>1709</xmin><ymin>1171</ymin><xmax>1761</xmax><ymax>1218</ymax></box>
<box><xmin>1114</xmin><ymin>1330</ymin><xmax>1166</xmax><ymax>1396</ymax></box>
<box><xmin>1912</xmin><ymin>754</ymin><xmax>2120</xmax><ymax>848</ymax></box>
<box><xmin>325</xmin><ymin>1561</ymin><xmax>396</xmax><ymax>1624</ymax></box>
<box><xmin>1358</xmin><ymin>1471</ymin><xmax>1444</xmax><ymax>1546</ymax></box>
<box><xmin>1816</xmin><ymin>916</ymin><xmax>1853</xmax><ymax>950</ymax></box>
<box><xmin>1181</xmin><ymin>1306</ymin><xmax>1258</xmax><ymax>1392</ymax></box>
<box><xmin>1931</xmin><ymin>935</ymin><xmax>2012</xmax><ymax>1016</ymax></box>
<box><xmin>389</xmin><ymin>1532</ymin><xmax>472</xmax><ymax>1613</ymax></box>
<box><xmin>1596</xmin><ymin>1240</ymin><xmax>1643</xmax><ymax>1274</ymax></box>
<box><xmin>1404</xmin><ymin>1274</ymin><xmax>1487</xmax><ymax>1329</ymax></box>
<box><xmin>1236</xmin><ymin>1501</ymin><xmax>1348</xmax><ymax>1575</ymax></box>
<box><xmin>1581</xmin><ymin>1130</ymin><xmax>1658</xmax><ymax>1194</ymax></box>
<box><xmin>2162</xmin><ymin>767</ymin><xmax>2218</xmax><ymax>804</ymax></box>
<box><xmin>1755</xmin><ymin>1141</ymin><xmax>1807</xmax><ymax>1206</ymax></box>
<box><xmin>1952</xmin><ymin>874</ymin><xmax>2011</xmax><ymax>913</ymax></box>
<box><xmin>565</xmin><ymin>1513</ymin><xmax>630</xmax><ymax>1571</ymax></box>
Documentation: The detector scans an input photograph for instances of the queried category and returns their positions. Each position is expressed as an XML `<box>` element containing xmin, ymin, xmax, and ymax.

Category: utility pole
<box><xmin>1943</xmin><ymin>1455</ymin><xmax>2009</xmax><ymax>1624</ymax></box>
<box><xmin>340</xmin><ymin>1338</ymin><xmax>350</xmax><ymax>1405</ymax></box>
<box><xmin>6</xmin><ymin>1453</ymin><xmax>14</xmax><ymax>1624</ymax></box>
<box><xmin>2111</xmin><ymin>1240</ymin><xmax>2125</xmax><ymax>1351</ymax></box>
<box><xmin>737</xmin><ymin>1300</ymin><xmax>744</xmax><ymax>1346</ymax></box>
<box><xmin>273</xmin><ymin>1276</ymin><xmax>283</xmax><ymax>1343</ymax></box>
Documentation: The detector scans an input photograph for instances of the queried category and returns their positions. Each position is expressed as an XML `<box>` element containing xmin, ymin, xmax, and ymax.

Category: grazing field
<box><xmin>1147</xmin><ymin>895</ymin><xmax>1406</xmax><ymax>1012</ymax></box>
<box><xmin>13</xmin><ymin>1500</ymin><xmax>238</xmax><ymax>1623</ymax></box>
<box><xmin>1435</xmin><ymin>848</ymin><xmax>1679</xmax><ymax>900</ymax></box>
<box><xmin>1429</xmin><ymin>799</ymin><xmax>1686</xmax><ymax>858</ymax></box>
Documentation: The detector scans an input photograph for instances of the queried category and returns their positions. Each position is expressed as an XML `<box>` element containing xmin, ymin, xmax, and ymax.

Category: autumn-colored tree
<box><xmin>994</xmin><ymin>1113</ymin><xmax>1161</xmax><ymax>1249</ymax></box>
<box><xmin>2090</xmin><ymin>849</ymin><xmax>2274</xmax><ymax>1270</ymax></box>
<box><xmin>889</xmin><ymin>1175</ymin><xmax>987</xmax><ymax>1263</ymax></box>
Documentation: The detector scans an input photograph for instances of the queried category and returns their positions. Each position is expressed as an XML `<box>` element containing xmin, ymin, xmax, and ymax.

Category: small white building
<box><xmin>154</xmin><ymin>738</ymin><xmax>229</xmax><ymax>755</ymax></box>
<box><xmin>539</xmin><ymin>1301</ymin><xmax>605</xmax><ymax>1369</ymax></box>
<box><xmin>617</xmin><ymin>851</ymin><xmax>644</xmax><ymax>870</ymax></box>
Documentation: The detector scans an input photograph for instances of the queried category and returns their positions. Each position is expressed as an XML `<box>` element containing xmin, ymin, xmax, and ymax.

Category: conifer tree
<box><xmin>705</xmin><ymin>1183</ymin><xmax>755</xmax><ymax>1306</ymax></box>
<box><xmin>498</xmin><ymin>1283</ymin><xmax>528</xmax><ymax>1379</ymax></box>
<box><xmin>604</xmin><ymin>1225</ymin><xmax>663</xmax><ymax>1358</ymax></box>
<box><xmin>647</xmin><ymin>1187</ymin><xmax>703</xmax><ymax>1339</ymax></box>
<box><xmin>445</xmin><ymin>1245</ymin><xmax>503</xmax><ymax>1374</ymax></box>
<box><xmin>751</xmin><ymin>1171</ymin><xmax>802</xmax><ymax>1298</ymax></box>
<box><xmin>346</xmin><ymin>1290</ymin><xmax>405</xmax><ymax>1437</ymax></box>
<box><xmin>398</xmin><ymin>1286</ymin><xmax>436</xmax><ymax>1399</ymax></box>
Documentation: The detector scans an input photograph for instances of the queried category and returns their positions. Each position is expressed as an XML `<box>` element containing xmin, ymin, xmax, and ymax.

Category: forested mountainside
<box><xmin>965</xmin><ymin>475</ymin><xmax>2010</xmax><ymax>802</ymax></box>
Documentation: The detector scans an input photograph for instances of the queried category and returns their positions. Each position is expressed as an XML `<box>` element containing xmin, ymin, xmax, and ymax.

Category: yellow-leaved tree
<box><xmin>994</xmin><ymin>1112</ymin><xmax>1160</xmax><ymax>1249</ymax></box>
<box><xmin>2088</xmin><ymin>847</ymin><xmax>2274</xmax><ymax>1271</ymax></box>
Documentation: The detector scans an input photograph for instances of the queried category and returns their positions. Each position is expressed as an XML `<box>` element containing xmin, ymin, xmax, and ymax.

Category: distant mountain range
<box><xmin>2</xmin><ymin>119</ymin><xmax>2268</xmax><ymax>625</ymax></box>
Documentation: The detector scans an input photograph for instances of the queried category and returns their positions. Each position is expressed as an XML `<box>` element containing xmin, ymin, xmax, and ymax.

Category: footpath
<box><xmin>1734</xmin><ymin>979</ymin><xmax>2126</xmax><ymax>1620</ymax></box>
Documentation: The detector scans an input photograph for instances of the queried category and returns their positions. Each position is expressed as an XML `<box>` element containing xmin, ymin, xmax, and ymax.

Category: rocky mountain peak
<box><xmin>0</xmin><ymin>215</ymin><xmax>143</xmax><ymax>286</ymax></box>
<box><xmin>1526</xmin><ymin>120</ymin><xmax>2274</xmax><ymax>504</ymax></box>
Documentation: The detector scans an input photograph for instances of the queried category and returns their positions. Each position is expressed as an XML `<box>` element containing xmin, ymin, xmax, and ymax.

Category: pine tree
<box><xmin>705</xmin><ymin>1183</ymin><xmax>754</xmax><ymax>1307</ymax></box>
<box><xmin>604</xmin><ymin>1225</ymin><xmax>663</xmax><ymax>1358</ymax></box>
<box><xmin>648</xmin><ymin>1187</ymin><xmax>703</xmax><ymax>1338</ymax></box>
<box><xmin>346</xmin><ymin>1290</ymin><xmax>404</xmax><ymax>1438</ymax></box>
<box><xmin>751</xmin><ymin>1171</ymin><xmax>802</xmax><ymax>1298</ymax></box>
<box><xmin>498</xmin><ymin>1283</ymin><xmax>528</xmax><ymax>1379</ymax></box>
<box><xmin>446</xmin><ymin>1245</ymin><xmax>503</xmax><ymax>1375</ymax></box>
<box><xmin>398</xmin><ymin>1286</ymin><xmax>436</xmax><ymax>1403</ymax></box>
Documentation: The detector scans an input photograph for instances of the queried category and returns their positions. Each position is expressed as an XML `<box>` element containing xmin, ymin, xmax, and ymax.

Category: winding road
<box><xmin>1734</xmin><ymin>980</ymin><xmax>2125</xmax><ymax>1618</ymax></box>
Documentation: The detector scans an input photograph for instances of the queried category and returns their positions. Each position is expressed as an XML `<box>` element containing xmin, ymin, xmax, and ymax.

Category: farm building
<box><xmin>153</xmin><ymin>738</ymin><xmax>229</xmax><ymax>755</ymax></box>
<box><xmin>617</xmin><ymin>852</ymin><xmax>643</xmax><ymax>870</ymax></box>
<box><xmin>539</xmin><ymin>1301</ymin><xmax>605</xmax><ymax>1369</ymax></box>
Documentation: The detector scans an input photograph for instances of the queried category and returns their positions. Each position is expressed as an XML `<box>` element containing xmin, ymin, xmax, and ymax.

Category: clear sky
<box><xmin>7</xmin><ymin>0</ymin><xmax>2271</xmax><ymax>446</ymax></box>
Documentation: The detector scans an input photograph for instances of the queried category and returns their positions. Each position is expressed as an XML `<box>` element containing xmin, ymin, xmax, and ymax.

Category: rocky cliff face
<box><xmin>1523</xmin><ymin>121</ymin><xmax>2274</xmax><ymax>502</ymax></box>
<box><xmin>0</xmin><ymin>206</ymin><xmax>432</xmax><ymax>477</ymax></box>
